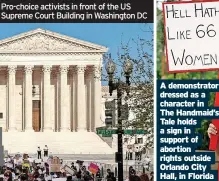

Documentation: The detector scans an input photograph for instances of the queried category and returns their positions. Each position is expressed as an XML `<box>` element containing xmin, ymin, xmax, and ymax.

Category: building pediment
<box><xmin>0</xmin><ymin>28</ymin><xmax>108</xmax><ymax>53</ymax></box>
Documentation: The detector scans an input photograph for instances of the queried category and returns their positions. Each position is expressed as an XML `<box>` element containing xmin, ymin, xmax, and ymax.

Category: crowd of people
<box><xmin>1</xmin><ymin>148</ymin><xmax>153</xmax><ymax>181</ymax></box>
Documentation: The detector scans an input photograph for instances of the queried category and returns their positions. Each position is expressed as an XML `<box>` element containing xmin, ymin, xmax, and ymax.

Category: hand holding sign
<box><xmin>207</xmin><ymin>123</ymin><xmax>217</xmax><ymax>138</ymax></box>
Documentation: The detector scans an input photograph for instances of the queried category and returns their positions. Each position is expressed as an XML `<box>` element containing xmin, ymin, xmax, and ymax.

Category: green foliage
<box><xmin>157</xmin><ymin>9</ymin><xmax>164</xmax><ymax>79</ymax></box>
<box><xmin>196</xmin><ymin>92</ymin><xmax>216</xmax><ymax>150</ymax></box>
<box><xmin>196</xmin><ymin>120</ymin><xmax>210</xmax><ymax>150</ymax></box>
<box><xmin>109</xmin><ymin>24</ymin><xmax>154</xmax><ymax>149</ymax></box>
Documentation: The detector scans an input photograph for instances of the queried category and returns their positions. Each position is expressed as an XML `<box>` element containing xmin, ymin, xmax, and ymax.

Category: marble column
<box><xmin>54</xmin><ymin>68</ymin><xmax>59</xmax><ymax>132</ymax></box>
<box><xmin>24</xmin><ymin>65</ymin><xmax>34</xmax><ymax>131</ymax></box>
<box><xmin>72</xmin><ymin>67</ymin><xmax>77</xmax><ymax>131</ymax></box>
<box><xmin>85</xmin><ymin>68</ymin><xmax>92</xmax><ymax>131</ymax></box>
<box><xmin>76</xmin><ymin>65</ymin><xmax>86</xmax><ymax>131</ymax></box>
<box><xmin>93</xmin><ymin>65</ymin><xmax>102</xmax><ymax>130</ymax></box>
<box><xmin>42</xmin><ymin>65</ymin><xmax>52</xmax><ymax>131</ymax></box>
<box><xmin>8</xmin><ymin>65</ymin><xmax>17</xmax><ymax>131</ymax></box>
<box><xmin>60</xmin><ymin>65</ymin><xmax>70</xmax><ymax>132</ymax></box>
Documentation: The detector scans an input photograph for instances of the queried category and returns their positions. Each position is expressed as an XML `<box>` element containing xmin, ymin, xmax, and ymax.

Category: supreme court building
<box><xmin>0</xmin><ymin>28</ymin><xmax>114</xmax><ymax>154</ymax></box>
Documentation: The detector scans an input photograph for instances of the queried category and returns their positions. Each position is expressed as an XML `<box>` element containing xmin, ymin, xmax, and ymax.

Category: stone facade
<box><xmin>0</xmin><ymin>28</ymin><xmax>107</xmax><ymax>133</ymax></box>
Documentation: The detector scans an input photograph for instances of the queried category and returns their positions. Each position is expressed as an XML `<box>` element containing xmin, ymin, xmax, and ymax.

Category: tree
<box><xmin>104</xmin><ymin>24</ymin><xmax>154</xmax><ymax>149</ymax></box>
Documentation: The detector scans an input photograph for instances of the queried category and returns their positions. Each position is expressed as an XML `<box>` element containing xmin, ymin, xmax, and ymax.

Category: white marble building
<box><xmin>0</xmin><ymin>28</ymin><xmax>152</xmax><ymax>156</ymax></box>
<box><xmin>0</xmin><ymin>28</ymin><xmax>114</xmax><ymax>154</ymax></box>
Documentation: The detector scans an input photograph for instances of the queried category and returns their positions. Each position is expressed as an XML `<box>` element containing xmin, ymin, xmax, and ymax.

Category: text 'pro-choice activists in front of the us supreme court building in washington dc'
<box><xmin>0</xmin><ymin>0</ymin><xmax>153</xmax><ymax>23</ymax></box>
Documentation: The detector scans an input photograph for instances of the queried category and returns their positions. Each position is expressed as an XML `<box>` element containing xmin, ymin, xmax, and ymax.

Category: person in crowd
<box><xmin>37</xmin><ymin>147</ymin><xmax>42</xmax><ymax>159</ymax></box>
<box><xmin>11</xmin><ymin>169</ymin><xmax>15</xmax><ymax>180</ymax></box>
<box><xmin>109</xmin><ymin>172</ymin><xmax>116</xmax><ymax>181</ymax></box>
<box><xmin>139</xmin><ymin>174</ymin><xmax>149</xmax><ymax>181</ymax></box>
<box><xmin>106</xmin><ymin>169</ymin><xmax>111</xmax><ymax>180</ymax></box>
<box><xmin>129</xmin><ymin>175</ymin><xmax>141</xmax><ymax>181</ymax></box>
<box><xmin>138</xmin><ymin>146</ymin><xmax>142</xmax><ymax>161</ymax></box>
<box><xmin>67</xmin><ymin>175</ymin><xmax>72</xmax><ymax>181</ymax></box>
<box><xmin>129</xmin><ymin>166</ymin><xmax>135</xmax><ymax>178</ymax></box>
<box><xmin>75</xmin><ymin>172</ymin><xmax>82</xmax><ymax>181</ymax></box>
<box><xmin>135</xmin><ymin>146</ymin><xmax>139</xmax><ymax>160</ymax></box>
<box><xmin>143</xmin><ymin>156</ymin><xmax>151</xmax><ymax>171</ymax></box>
<box><xmin>128</xmin><ymin>167</ymin><xmax>141</xmax><ymax>181</ymax></box>
<box><xmin>71</xmin><ymin>162</ymin><xmax>77</xmax><ymax>171</ymax></box>
<box><xmin>149</xmin><ymin>172</ymin><xmax>154</xmax><ymax>181</ymax></box>
<box><xmin>44</xmin><ymin>145</ymin><xmax>49</xmax><ymax>157</ymax></box>
<box><xmin>4</xmin><ymin>167</ymin><xmax>12</xmax><ymax>181</ymax></box>
<box><xmin>105</xmin><ymin>170</ymin><xmax>116</xmax><ymax>181</ymax></box>
<box><xmin>96</xmin><ymin>168</ymin><xmax>102</xmax><ymax>181</ymax></box>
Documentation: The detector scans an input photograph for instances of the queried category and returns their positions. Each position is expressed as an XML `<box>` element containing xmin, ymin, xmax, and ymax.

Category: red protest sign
<box><xmin>88</xmin><ymin>163</ymin><xmax>99</xmax><ymax>174</ymax></box>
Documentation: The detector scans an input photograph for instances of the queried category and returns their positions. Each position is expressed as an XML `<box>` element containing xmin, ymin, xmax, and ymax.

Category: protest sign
<box><xmin>163</xmin><ymin>1</ymin><xmax>219</xmax><ymax>72</ymax></box>
<box><xmin>6</xmin><ymin>162</ymin><xmax>13</xmax><ymax>168</ymax></box>
<box><xmin>88</xmin><ymin>162</ymin><xmax>99</xmax><ymax>174</ymax></box>
<box><xmin>49</xmin><ymin>156</ymin><xmax>62</xmax><ymax>173</ymax></box>
<box><xmin>35</xmin><ymin>159</ymin><xmax>42</xmax><ymax>163</ymax></box>
<box><xmin>52</xmin><ymin>178</ymin><xmax>66</xmax><ymax>181</ymax></box>
<box><xmin>62</xmin><ymin>165</ymin><xmax>75</xmax><ymax>175</ymax></box>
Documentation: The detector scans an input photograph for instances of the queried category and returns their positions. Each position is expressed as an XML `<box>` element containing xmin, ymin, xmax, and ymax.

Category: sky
<box><xmin>0</xmin><ymin>23</ymin><xmax>153</xmax><ymax>84</ymax></box>
<box><xmin>0</xmin><ymin>23</ymin><xmax>153</xmax><ymax>59</ymax></box>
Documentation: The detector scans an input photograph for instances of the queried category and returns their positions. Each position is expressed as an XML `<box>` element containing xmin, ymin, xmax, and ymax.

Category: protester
<box><xmin>109</xmin><ymin>172</ymin><xmax>116</xmax><ymax>181</ymax></box>
<box><xmin>149</xmin><ymin>172</ymin><xmax>154</xmax><ymax>181</ymax></box>
<box><xmin>96</xmin><ymin>168</ymin><xmax>102</xmax><ymax>181</ymax></box>
<box><xmin>139</xmin><ymin>174</ymin><xmax>149</xmax><ymax>181</ymax></box>
<box><xmin>135</xmin><ymin>146</ymin><xmax>139</xmax><ymax>160</ymax></box>
<box><xmin>106</xmin><ymin>169</ymin><xmax>111</xmax><ymax>180</ymax></box>
<box><xmin>67</xmin><ymin>175</ymin><xmax>72</xmax><ymax>181</ymax></box>
<box><xmin>129</xmin><ymin>175</ymin><xmax>141</xmax><ymax>181</ymax></box>
<box><xmin>3</xmin><ymin>152</ymin><xmax>153</xmax><ymax>181</ymax></box>
<box><xmin>71</xmin><ymin>162</ymin><xmax>77</xmax><ymax>172</ymax></box>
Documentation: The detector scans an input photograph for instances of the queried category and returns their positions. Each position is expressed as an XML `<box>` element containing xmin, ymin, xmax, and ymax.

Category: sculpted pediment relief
<box><xmin>0</xmin><ymin>33</ymin><xmax>97</xmax><ymax>52</ymax></box>
<box><xmin>0</xmin><ymin>29</ymin><xmax>107</xmax><ymax>53</ymax></box>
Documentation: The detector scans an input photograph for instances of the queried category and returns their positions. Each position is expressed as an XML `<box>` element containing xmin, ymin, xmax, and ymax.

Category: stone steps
<box><xmin>3</xmin><ymin>132</ymin><xmax>114</xmax><ymax>154</ymax></box>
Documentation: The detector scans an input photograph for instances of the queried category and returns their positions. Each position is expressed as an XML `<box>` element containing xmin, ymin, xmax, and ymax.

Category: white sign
<box><xmin>52</xmin><ymin>178</ymin><xmax>66</xmax><ymax>181</ymax></box>
<box><xmin>163</xmin><ymin>1</ymin><xmax>219</xmax><ymax>72</ymax></box>
<box><xmin>35</xmin><ymin>159</ymin><xmax>42</xmax><ymax>163</ymax></box>
<box><xmin>63</xmin><ymin>165</ymin><xmax>75</xmax><ymax>175</ymax></box>
<box><xmin>6</xmin><ymin>163</ymin><xmax>13</xmax><ymax>168</ymax></box>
